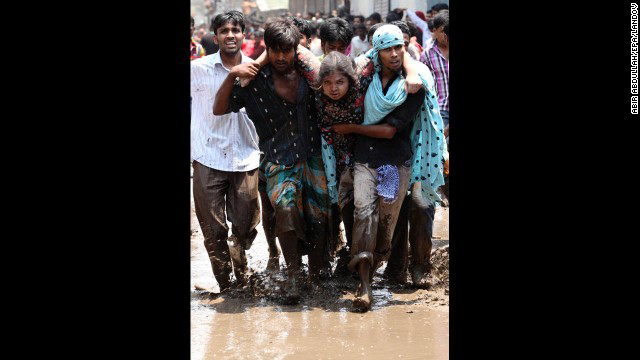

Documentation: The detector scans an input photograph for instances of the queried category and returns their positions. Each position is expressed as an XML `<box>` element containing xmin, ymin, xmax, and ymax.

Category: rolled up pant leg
<box><xmin>192</xmin><ymin>161</ymin><xmax>233</xmax><ymax>289</ymax></box>
<box><xmin>408</xmin><ymin>182</ymin><xmax>436</xmax><ymax>273</ymax></box>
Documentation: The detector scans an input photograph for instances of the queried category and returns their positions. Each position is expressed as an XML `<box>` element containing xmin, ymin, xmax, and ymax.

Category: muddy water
<box><xmin>191</xmin><ymin>174</ymin><xmax>449</xmax><ymax>359</ymax></box>
<box><xmin>191</xmin><ymin>297</ymin><xmax>448</xmax><ymax>360</ymax></box>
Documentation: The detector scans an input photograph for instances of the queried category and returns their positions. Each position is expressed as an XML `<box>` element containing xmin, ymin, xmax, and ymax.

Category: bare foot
<box><xmin>266</xmin><ymin>256</ymin><xmax>280</xmax><ymax>272</ymax></box>
<box><xmin>353</xmin><ymin>281</ymin><xmax>372</xmax><ymax>312</ymax></box>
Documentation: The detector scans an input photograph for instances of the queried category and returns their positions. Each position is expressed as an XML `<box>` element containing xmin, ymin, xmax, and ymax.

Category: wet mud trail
<box><xmin>191</xmin><ymin>177</ymin><xmax>449</xmax><ymax>359</ymax></box>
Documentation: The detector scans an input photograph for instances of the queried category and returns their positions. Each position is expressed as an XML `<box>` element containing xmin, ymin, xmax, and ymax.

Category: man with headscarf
<box><xmin>332</xmin><ymin>24</ymin><xmax>447</xmax><ymax>311</ymax></box>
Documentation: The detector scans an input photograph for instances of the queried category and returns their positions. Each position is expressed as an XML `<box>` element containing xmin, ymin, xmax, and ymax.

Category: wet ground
<box><xmin>191</xmin><ymin>172</ymin><xmax>449</xmax><ymax>359</ymax></box>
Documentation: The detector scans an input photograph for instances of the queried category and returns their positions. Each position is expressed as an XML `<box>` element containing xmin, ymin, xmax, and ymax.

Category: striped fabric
<box><xmin>190</xmin><ymin>52</ymin><xmax>261</xmax><ymax>172</ymax></box>
<box><xmin>421</xmin><ymin>40</ymin><xmax>449</xmax><ymax>112</ymax></box>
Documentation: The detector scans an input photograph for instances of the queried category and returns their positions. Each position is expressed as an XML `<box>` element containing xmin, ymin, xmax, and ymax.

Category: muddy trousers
<box><xmin>386</xmin><ymin>182</ymin><xmax>436</xmax><ymax>279</ymax></box>
<box><xmin>192</xmin><ymin>161</ymin><xmax>260</xmax><ymax>289</ymax></box>
<box><xmin>351</xmin><ymin>163</ymin><xmax>411</xmax><ymax>269</ymax></box>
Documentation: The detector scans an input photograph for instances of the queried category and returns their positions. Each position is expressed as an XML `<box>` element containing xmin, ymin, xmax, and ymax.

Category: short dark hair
<box><xmin>386</xmin><ymin>11</ymin><xmax>402</xmax><ymax>23</ymax></box>
<box><xmin>427</xmin><ymin>19</ymin><xmax>435</xmax><ymax>32</ymax></box>
<box><xmin>391</xmin><ymin>21</ymin><xmax>410</xmax><ymax>36</ymax></box>
<box><xmin>368</xmin><ymin>12</ymin><xmax>382</xmax><ymax>23</ymax></box>
<box><xmin>406</xmin><ymin>21</ymin><xmax>418</xmax><ymax>38</ymax></box>
<box><xmin>368</xmin><ymin>22</ymin><xmax>384</xmax><ymax>41</ymax></box>
<box><xmin>432</xmin><ymin>3</ymin><xmax>449</xmax><ymax>12</ymax></box>
<box><xmin>355</xmin><ymin>15</ymin><xmax>365</xmax><ymax>23</ymax></box>
<box><xmin>264</xmin><ymin>18</ymin><xmax>300</xmax><ymax>51</ymax></box>
<box><xmin>319</xmin><ymin>17</ymin><xmax>353</xmax><ymax>46</ymax></box>
<box><xmin>432</xmin><ymin>11</ymin><xmax>449</xmax><ymax>30</ymax></box>
<box><xmin>191</xmin><ymin>16</ymin><xmax>195</xmax><ymax>27</ymax></box>
<box><xmin>212</xmin><ymin>11</ymin><xmax>245</xmax><ymax>35</ymax></box>
<box><xmin>345</xmin><ymin>15</ymin><xmax>354</xmax><ymax>23</ymax></box>
<box><xmin>307</xmin><ymin>21</ymin><xmax>318</xmax><ymax>37</ymax></box>
<box><xmin>291</xmin><ymin>17</ymin><xmax>312</xmax><ymax>39</ymax></box>
<box><xmin>354</xmin><ymin>23</ymin><xmax>366</xmax><ymax>33</ymax></box>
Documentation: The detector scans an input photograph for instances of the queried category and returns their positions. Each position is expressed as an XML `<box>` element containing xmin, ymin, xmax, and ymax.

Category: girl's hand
<box><xmin>331</xmin><ymin>124</ymin><xmax>352</xmax><ymax>134</ymax></box>
<box><xmin>404</xmin><ymin>71</ymin><xmax>422</xmax><ymax>94</ymax></box>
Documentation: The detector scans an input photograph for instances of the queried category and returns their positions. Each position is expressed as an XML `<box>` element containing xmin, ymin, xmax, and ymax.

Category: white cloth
<box><xmin>406</xmin><ymin>9</ymin><xmax>432</xmax><ymax>49</ymax></box>
<box><xmin>309</xmin><ymin>38</ymin><xmax>324</xmax><ymax>57</ymax></box>
<box><xmin>190</xmin><ymin>52</ymin><xmax>261</xmax><ymax>172</ymax></box>
<box><xmin>349</xmin><ymin>36</ymin><xmax>370</xmax><ymax>60</ymax></box>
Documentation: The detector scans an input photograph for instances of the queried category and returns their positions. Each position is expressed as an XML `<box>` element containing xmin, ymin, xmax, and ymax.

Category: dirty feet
<box><xmin>353</xmin><ymin>281</ymin><xmax>372</xmax><ymax>312</ymax></box>
<box><xmin>411</xmin><ymin>269</ymin><xmax>431</xmax><ymax>289</ymax></box>
<box><xmin>282</xmin><ymin>275</ymin><xmax>300</xmax><ymax>305</ymax></box>
<box><xmin>353</xmin><ymin>260</ymin><xmax>373</xmax><ymax>312</ymax></box>
<box><xmin>266</xmin><ymin>256</ymin><xmax>280</xmax><ymax>272</ymax></box>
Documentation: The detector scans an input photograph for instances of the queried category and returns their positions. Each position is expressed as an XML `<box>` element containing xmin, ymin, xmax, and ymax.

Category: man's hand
<box><xmin>231</xmin><ymin>62</ymin><xmax>260</xmax><ymax>87</ymax></box>
<box><xmin>331</xmin><ymin>124</ymin><xmax>353</xmax><ymax>134</ymax></box>
<box><xmin>404</xmin><ymin>71</ymin><xmax>422</xmax><ymax>94</ymax></box>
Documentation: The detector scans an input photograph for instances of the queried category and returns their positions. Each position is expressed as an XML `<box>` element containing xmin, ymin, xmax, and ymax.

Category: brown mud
<box><xmin>191</xmin><ymin>176</ymin><xmax>449</xmax><ymax>359</ymax></box>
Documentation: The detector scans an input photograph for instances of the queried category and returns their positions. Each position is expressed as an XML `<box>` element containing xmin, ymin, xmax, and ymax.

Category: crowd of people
<box><xmin>191</xmin><ymin>3</ymin><xmax>450</xmax><ymax>312</ymax></box>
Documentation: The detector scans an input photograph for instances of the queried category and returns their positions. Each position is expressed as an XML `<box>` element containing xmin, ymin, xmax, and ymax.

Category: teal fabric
<box><xmin>364</xmin><ymin>25</ymin><xmax>448</xmax><ymax>204</ymax></box>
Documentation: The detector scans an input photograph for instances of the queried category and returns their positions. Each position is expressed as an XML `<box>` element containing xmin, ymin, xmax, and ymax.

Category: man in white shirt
<box><xmin>191</xmin><ymin>11</ymin><xmax>262</xmax><ymax>292</ymax></box>
<box><xmin>349</xmin><ymin>23</ymin><xmax>369</xmax><ymax>60</ymax></box>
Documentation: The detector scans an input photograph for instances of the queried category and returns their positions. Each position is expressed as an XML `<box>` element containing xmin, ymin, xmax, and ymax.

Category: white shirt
<box><xmin>191</xmin><ymin>52</ymin><xmax>261</xmax><ymax>172</ymax></box>
<box><xmin>349</xmin><ymin>36</ymin><xmax>370</xmax><ymax>60</ymax></box>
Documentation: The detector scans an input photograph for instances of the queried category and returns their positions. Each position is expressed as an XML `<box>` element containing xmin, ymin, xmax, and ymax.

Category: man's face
<box><xmin>365</xmin><ymin>19</ymin><xmax>374</xmax><ymax>32</ymax></box>
<box><xmin>402</xmin><ymin>33</ymin><xmax>410</xmax><ymax>48</ymax></box>
<box><xmin>434</xmin><ymin>25</ymin><xmax>447</xmax><ymax>44</ymax></box>
<box><xmin>353</xmin><ymin>18</ymin><xmax>362</xmax><ymax>26</ymax></box>
<box><xmin>299</xmin><ymin>34</ymin><xmax>309</xmax><ymax>48</ymax></box>
<box><xmin>378</xmin><ymin>44</ymin><xmax>404</xmax><ymax>73</ymax></box>
<box><xmin>214</xmin><ymin>22</ymin><xmax>244</xmax><ymax>56</ymax></box>
<box><xmin>356</xmin><ymin>28</ymin><xmax>366</xmax><ymax>40</ymax></box>
<box><xmin>267</xmin><ymin>47</ymin><xmax>295</xmax><ymax>73</ymax></box>
<box><xmin>323</xmin><ymin>40</ymin><xmax>347</xmax><ymax>55</ymax></box>
<box><xmin>321</xmin><ymin>72</ymin><xmax>350</xmax><ymax>101</ymax></box>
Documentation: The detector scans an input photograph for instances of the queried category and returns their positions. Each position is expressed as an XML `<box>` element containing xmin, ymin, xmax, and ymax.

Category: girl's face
<box><xmin>322</xmin><ymin>72</ymin><xmax>350</xmax><ymax>101</ymax></box>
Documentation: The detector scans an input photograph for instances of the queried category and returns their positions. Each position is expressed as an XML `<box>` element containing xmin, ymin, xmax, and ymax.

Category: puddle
<box><xmin>191</xmin><ymin>176</ymin><xmax>449</xmax><ymax>359</ymax></box>
<box><xmin>192</xmin><ymin>297</ymin><xmax>448</xmax><ymax>360</ymax></box>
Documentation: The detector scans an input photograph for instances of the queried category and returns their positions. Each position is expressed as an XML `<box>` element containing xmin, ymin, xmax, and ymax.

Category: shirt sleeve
<box><xmin>385</xmin><ymin>88</ymin><xmax>425</xmax><ymax>132</ymax></box>
<box><xmin>406</xmin><ymin>10</ymin><xmax>429</xmax><ymax>48</ymax></box>
<box><xmin>295</xmin><ymin>46</ymin><xmax>321</xmax><ymax>87</ymax></box>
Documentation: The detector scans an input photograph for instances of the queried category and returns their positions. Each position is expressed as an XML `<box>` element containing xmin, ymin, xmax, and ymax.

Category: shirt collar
<box><xmin>210</xmin><ymin>51</ymin><xmax>252</xmax><ymax>70</ymax></box>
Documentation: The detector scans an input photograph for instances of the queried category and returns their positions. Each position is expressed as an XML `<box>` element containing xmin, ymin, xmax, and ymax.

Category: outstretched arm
<box><xmin>213</xmin><ymin>62</ymin><xmax>260</xmax><ymax>115</ymax></box>
<box><xmin>331</xmin><ymin>123</ymin><xmax>397</xmax><ymax>139</ymax></box>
